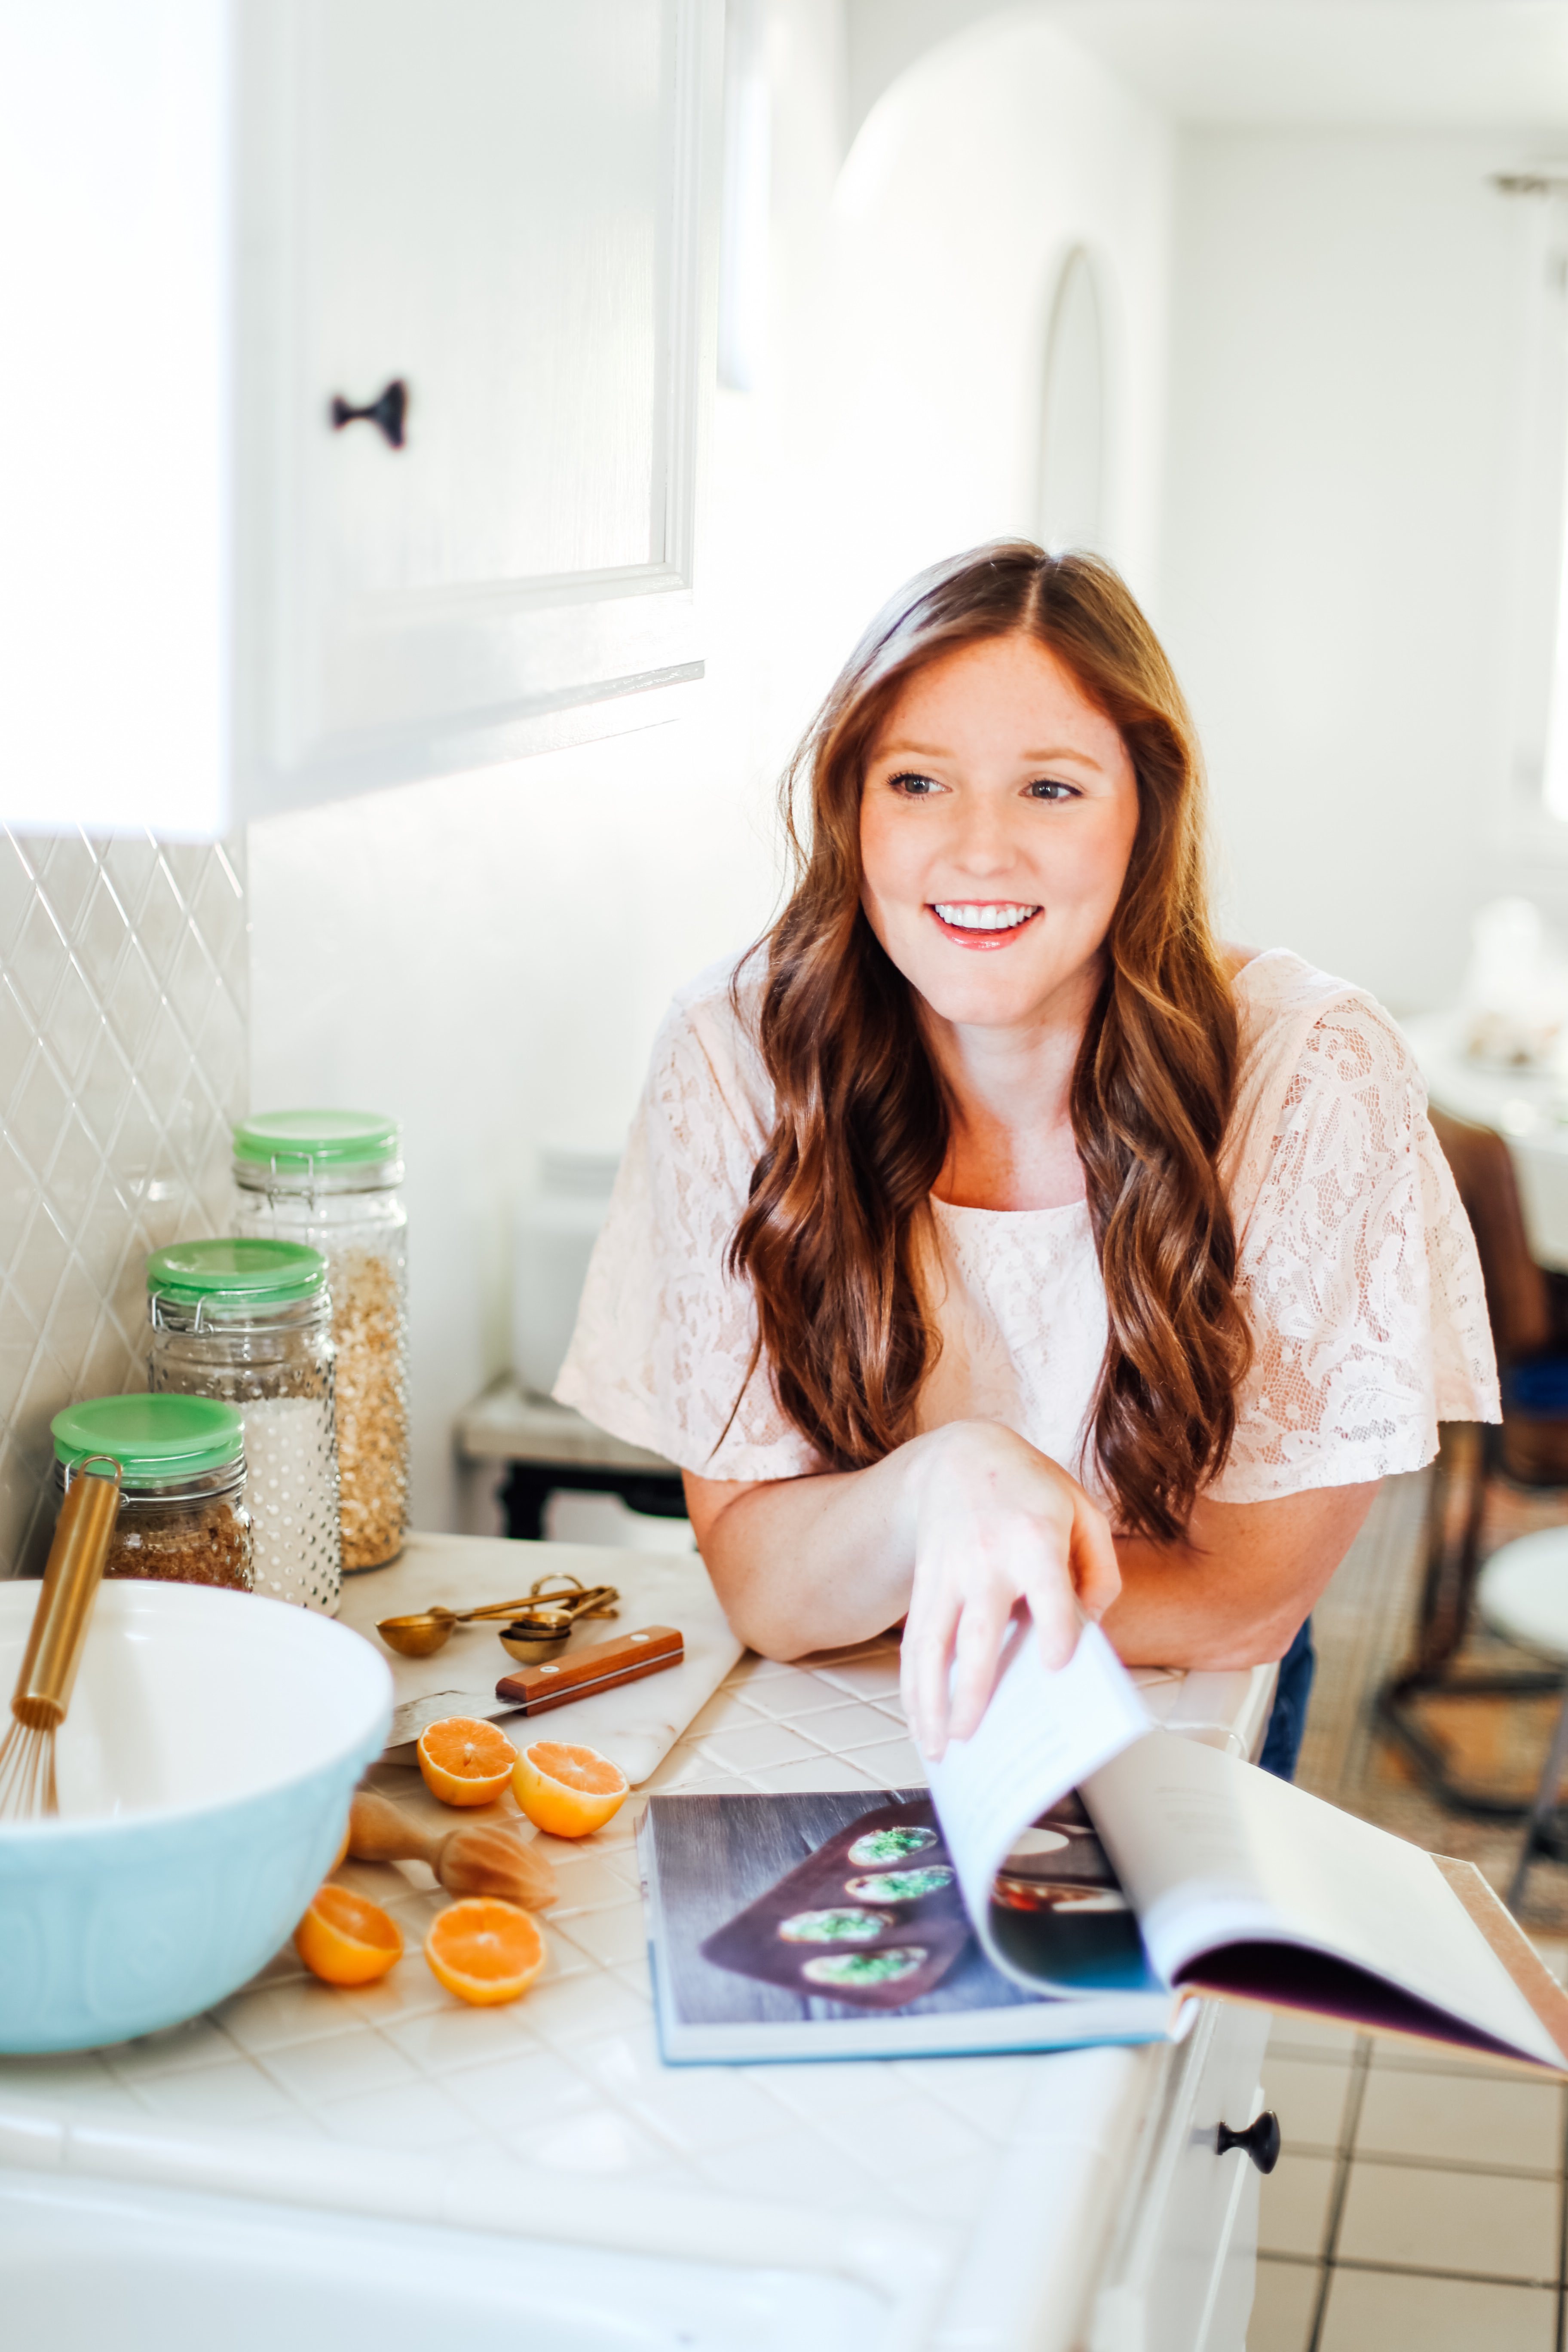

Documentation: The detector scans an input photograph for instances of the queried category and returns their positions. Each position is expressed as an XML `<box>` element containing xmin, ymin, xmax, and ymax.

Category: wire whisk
<box><xmin>0</xmin><ymin>1454</ymin><xmax>121</xmax><ymax>1823</ymax></box>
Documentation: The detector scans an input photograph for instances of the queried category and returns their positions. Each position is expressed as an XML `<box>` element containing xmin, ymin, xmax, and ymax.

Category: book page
<box><xmin>1084</xmin><ymin>1729</ymin><xmax>1565</xmax><ymax>2068</ymax></box>
<box><xmin>925</xmin><ymin>1620</ymin><xmax>1152</xmax><ymax>1992</ymax></box>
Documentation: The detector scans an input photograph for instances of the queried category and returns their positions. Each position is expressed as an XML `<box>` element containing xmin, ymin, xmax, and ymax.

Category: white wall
<box><xmin>247</xmin><ymin>0</ymin><xmax>1181</xmax><ymax>1532</ymax></box>
<box><xmin>1157</xmin><ymin>129</ymin><xmax>1541</xmax><ymax>1012</ymax></box>
<box><xmin>246</xmin><ymin>601</ymin><xmax>784</xmax><ymax>1532</ymax></box>
<box><xmin>817</xmin><ymin>12</ymin><xmax>1175</xmax><ymax>628</ymax></box>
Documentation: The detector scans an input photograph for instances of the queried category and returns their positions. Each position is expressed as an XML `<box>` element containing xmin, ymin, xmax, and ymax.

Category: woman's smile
<box><xmin>929</xmin><ymin>900</ymin><xmax>1042</xmax><ymax>946</ymax></box>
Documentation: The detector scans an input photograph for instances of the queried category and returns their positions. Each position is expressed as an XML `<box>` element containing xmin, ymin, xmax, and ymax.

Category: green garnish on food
<box><xmin>847</xmin><ymin>1825</ymin><xmax>938</xmax><ymax>1868</ymax></box>
<box><xmin>778</xmin><ymin>1908</ymin><xmax>891</xmax><ymax>1944</ymax></box>
<box><xmin>845</xmin><ymin>1866</ymin><xmax>953</xmax><ymax>1901</ymax></box>
<box><xmin>802</xmin><ymin>1947</ymin><xmax>927</xmax><ymax>1988</ymax></box>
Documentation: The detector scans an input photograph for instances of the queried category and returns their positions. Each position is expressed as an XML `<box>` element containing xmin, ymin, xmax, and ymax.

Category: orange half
<box><xmin>295</xmin><ymin>1884</ymin><xmax>404</xmax><ymax>1986</ymax></box>
<box><xmin>511</xmin><ymin>1740</ymin><xmax>628</xmax><ymax>1838</ymax></box>
<box><xmin>424</xmin><ymin>1897</ymin><xmax>547</xmax><ymax>2006</ymax></box>
<box><xmin>417</xmin><ymin>1715</ymin><xmax>518</xmax><ymax>1807</ymax></box>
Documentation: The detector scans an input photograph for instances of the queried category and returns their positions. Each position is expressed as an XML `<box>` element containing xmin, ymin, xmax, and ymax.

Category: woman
<box><xmin>558</xmin><ymin>543</ymin><xmax>1498</xmax><ymax>1776</ymax></box>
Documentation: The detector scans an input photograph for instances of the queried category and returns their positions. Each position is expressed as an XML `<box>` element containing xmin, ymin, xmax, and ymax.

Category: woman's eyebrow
<box><xmin>1020</xmin><ymin>745</ymin><xmax>1105</xmax><ymax>770</ymax></box>
<box><xmin>875</xmin><ymin>740</ymin><xmax>1107</xmax><ymax>772</ymax></box>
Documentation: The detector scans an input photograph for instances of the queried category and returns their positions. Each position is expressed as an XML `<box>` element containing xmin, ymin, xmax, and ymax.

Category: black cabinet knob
<box><xmin>329</xmin><ymin>380</ymin><xmax>407</xmax><ymax>449</ymax></box>
<box><xmin>1216</xmin><ymin>2110</ymin><xmax>1281</xmax><ymax>2174</ymax></box>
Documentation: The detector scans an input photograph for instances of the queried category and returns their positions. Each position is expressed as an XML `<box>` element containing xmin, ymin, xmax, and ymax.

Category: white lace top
<box><xmin>556</xmin><ymin>949</ymin><xmax>1500</xmax><ymax>1507</ymax></box>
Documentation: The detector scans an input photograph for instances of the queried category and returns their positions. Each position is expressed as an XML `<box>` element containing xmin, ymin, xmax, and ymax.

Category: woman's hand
<box><xmin>900</xmin><ymin>1422</ymin><xmax>1121</xmax><ymax>1761</ymax></box>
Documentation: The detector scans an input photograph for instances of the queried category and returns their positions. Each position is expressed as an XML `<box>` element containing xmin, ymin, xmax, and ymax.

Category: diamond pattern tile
<box><xmin>0</xmin><ymin>827</ymin><xmax>248</xmax><ymax>1577</ymax></box>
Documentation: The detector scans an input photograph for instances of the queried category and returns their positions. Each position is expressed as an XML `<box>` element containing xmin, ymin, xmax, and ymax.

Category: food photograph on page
<box><xmin>638</xmin><ymin>1783</ymin><xmax>1170</xmax><ymax>2064</ymax></box>
<box><xmin>986</xmin><ymin>1792</ymin><xmax>1159</xmax><ymax>1995</ymax></box>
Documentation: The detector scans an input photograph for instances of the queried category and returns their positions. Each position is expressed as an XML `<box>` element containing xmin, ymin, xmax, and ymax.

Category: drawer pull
<box><xmin>1216</xmin><ymin>2110</ymin><xmax>1280</xmax><ymax>2173</ymax></box>
<box><xmin>329</xmin><ymin>380</ymin><xmax>408</xmax><ymax>449</ymax></box>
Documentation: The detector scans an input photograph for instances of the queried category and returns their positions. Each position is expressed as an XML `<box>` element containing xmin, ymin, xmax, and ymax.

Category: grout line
<box><xmin>1335</xmin><ymin>2147</ymin><xmax>1560</xmax><ymax>2183</ymax></box>
<box><xmin>1305</xmin><ymin>2033</ymin><xmax>1373</xmax><ymax>2352</ymax></box>
<box><xmin>1329</xmin><ymin>2256</ymin><xmax>1562</xmax><ymax>2289</ymax></box>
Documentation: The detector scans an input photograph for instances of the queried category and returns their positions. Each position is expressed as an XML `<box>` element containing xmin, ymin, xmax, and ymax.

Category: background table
<box><xmin>456</xmin><ymin>1377</ymin><xmax>685</xmax><ymax>1540</ymax></box>
<box><xmin>1405</xmin><ymin>1012</ymin><xmax>1568</xmax><ymax>1273</ymax></box>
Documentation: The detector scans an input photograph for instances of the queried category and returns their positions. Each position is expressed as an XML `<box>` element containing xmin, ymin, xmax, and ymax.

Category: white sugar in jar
<box><xmin>237</xmin><ymin>1393</ymin><xmax>342</xmax><ymax>1609</ymax></box>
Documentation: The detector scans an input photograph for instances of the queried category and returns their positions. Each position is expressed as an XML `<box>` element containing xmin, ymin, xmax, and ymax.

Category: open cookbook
<box><xmin>637</xmin><ymin>1623</ymin><xmax>1568</xmax><ymax>2068</ymax></box>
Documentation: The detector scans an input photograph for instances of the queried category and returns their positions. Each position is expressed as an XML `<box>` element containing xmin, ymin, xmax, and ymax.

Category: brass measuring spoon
<box><xmin>497</xmin><ymin>1577</ymin><xmax>621</xmax><ymax>1663</ymax></box>
<box><xmin>376</xmin><ymin>1596</ymin><xmax>542</xmax><ymax>1659</ymax></box>
<box><xmin>377</xmin><ymin>1573</ymin><xmax>619</xmax><ymax>1660</ymax></box>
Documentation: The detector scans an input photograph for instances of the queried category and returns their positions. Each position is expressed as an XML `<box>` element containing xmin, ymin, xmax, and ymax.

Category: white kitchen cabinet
<box><xmin>0</xmin><ymin>0</ymin><xmax>720</xmax><ymax>835</ymax></box>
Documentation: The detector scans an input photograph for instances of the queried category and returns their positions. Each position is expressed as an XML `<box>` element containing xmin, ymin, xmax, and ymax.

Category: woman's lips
<box><xmin>927</xmin><ymin>902</ymin><xmax>1042</xmax><ymax>950</ymax></box>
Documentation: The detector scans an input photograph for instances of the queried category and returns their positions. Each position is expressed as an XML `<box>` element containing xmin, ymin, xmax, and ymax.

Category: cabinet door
<box><xmin>237</xmin><ymin>0</ymin><xmax>719</xmax><ymax>816</ymax></box>
<box><xmin>1090</xmin><ymin>2001</ymin><xmax>1273</xmax><ymax>2352</ymax></box>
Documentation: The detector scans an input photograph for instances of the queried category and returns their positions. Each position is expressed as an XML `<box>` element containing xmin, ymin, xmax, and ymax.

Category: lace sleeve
<box><xmin>1208</xmin><ymin>996</ymin><xmax>1500</xmax><ymax>1504</ymax></box>
<box><xmin>554</xmin><ymin>989</ymin><xmax>823</xmax><ymax>1480</ymax></box>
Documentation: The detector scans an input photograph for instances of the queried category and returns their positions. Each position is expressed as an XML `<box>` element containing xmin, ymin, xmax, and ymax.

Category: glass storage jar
<box><xmin>50</xmin><ymin>1395</ymin><xmax>253</xmax><ymax>1592</ymax></box>
<box><xmin>147</xmin><ymin>1238</ymin><xmax>342</xmax><ymax>1614</ymax></box>
<box><xmin>232</xmin><ymin>1110</ymin><xmax>408</xmax><ymax>1571</ymax></box>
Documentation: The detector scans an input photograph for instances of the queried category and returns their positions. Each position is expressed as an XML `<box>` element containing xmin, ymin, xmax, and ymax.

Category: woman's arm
<box><xmin>683</xmin><ymin>1421</ymin><xmax>1376</xmax><ymax>1757</ymax></box>
<box><xmin>1104</xmin><ymin>1480</ymin><xmax>1378</xmax><ymax>1668</ymax></box>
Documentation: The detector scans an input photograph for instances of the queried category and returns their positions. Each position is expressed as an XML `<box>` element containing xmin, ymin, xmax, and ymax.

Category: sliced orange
<box><xmin>416</xmin><ymin>1715</ymin><xmax>518</xmax><ymax>1807</ymax></box>
<box><xmin>295</xmin><ymin>1883</ymin><xmax>404</xmax><ymax>1986</ymax></box>
<box><xmin>423</xmin><ymin>1897</ymin><xmax>547</xmax><ymax>2006</ymax></box>
<box><xmin>511</xmin><ymin>1740</ymin><xmax>628</xmax><ymax>1838</ymax></box>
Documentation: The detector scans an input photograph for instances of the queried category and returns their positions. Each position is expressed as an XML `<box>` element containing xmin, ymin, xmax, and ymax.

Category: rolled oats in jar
<box><xmin>146</xmin><ymin>1237</ymin><xmax>342</xmax><ymax>1613</ymax></box>
<box><xmin>232</xmin><ymin>1111</ymin><xmax>408</xmax><ymax>1571</ymax></box>
<box><xmin>49</xmin><ymin>1395</ymin><xmax>254</xmax><ymax>1592</ymax></box>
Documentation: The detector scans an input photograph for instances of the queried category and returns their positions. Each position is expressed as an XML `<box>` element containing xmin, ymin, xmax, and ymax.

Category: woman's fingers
<box><xmin>946</xmin><ymin>1590</ymin><xmax>1016</xmax><ymax>1747</ymax></box>
<box><xmin>1020</xmin><ymin>1538</ymin><xmax>1082</xmax><ymax>1674</ymax></box>
<box><xmin>902</xmin><ymin>1584</ymin><xmax>961</xmax><ymax>1760</ymax></box>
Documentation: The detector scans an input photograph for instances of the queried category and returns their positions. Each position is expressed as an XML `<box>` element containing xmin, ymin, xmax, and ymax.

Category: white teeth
<box><xmin>932</xmin><ymin>902</ymin><xmax>1040</xmax><ymax>932</ymax></box>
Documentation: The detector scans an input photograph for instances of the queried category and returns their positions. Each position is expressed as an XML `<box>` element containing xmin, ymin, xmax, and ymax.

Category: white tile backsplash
<box><xmin>0</xmin><ymin>826</ymin><xmax>248</xmax><ymax>1577</ymax></box>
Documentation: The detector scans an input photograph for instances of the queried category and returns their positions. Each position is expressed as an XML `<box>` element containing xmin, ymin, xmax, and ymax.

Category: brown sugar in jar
<box><xmin>103</xmin><ymin>1492</ymin><xmax>253</xmax><ymax>1591</ymax></box>
<box><xmin>49</xmin><ymin>1393</ymin><xmax>254</xmax><ymax>1594</ymax></box>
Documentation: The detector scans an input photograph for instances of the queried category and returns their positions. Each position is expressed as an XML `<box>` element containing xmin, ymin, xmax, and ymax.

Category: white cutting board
<box><xmin>336</xmin><ymin>1531</ymin><xmax>742</xmax><ymax>1785</ymax></box>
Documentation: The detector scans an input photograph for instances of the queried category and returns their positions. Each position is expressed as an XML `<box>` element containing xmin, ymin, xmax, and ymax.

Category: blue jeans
<box><xmin>1258</xmin><ymin>1618</ymin><xmax>1315</xmax><ymax>1781</ymax></box>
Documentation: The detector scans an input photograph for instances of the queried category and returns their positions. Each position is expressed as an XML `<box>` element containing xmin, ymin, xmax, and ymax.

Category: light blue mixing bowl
<box><xmin>0</xmin><ymin>1579</ymin><xmax>392</xmax><ymax>2053</ymax></box>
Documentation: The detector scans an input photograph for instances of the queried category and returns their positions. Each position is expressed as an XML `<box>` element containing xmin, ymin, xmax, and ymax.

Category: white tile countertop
<box><xmin>0</xmin><ymin>1543</ymin><xmax>1275</xmax><ymax>2352</ymax></box>
<box><xmin>340</xmin><ymin>1532</ymin><xmax>743</xmax><ymax>1764</ymax></box>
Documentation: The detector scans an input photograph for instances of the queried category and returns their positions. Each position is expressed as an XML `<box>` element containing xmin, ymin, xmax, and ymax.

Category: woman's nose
<box><xmin>949</xmin><ymin>801</ymin><xmax>1020</xmax><ymax>875</ymax></box>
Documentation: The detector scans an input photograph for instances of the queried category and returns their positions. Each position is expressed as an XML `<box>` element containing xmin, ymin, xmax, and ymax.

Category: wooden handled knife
<box><xmin>495</xmin><ymin>1623</ymin><xmax>684</xmax><ymax>1715</ymax></box>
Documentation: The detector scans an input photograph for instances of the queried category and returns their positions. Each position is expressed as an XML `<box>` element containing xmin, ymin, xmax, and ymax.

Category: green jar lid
<box><xmin>147</xmin><ymin>1237</ymin><xmax>326</xmax><ymax>1309</ymax></box>
<box><xmin>233</xmin><ymin>1110</ymin><xmax>400</xmax><ymax>1170</ymax></box>
<box><xmin>52</xmin><ymin>1394</ymin><xmax>245</xmax><ymax>1479</ymax></box>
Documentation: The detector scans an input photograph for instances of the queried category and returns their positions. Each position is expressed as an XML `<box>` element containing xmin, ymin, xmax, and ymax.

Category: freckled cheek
<box><xmin>859</xmin><ymin>817</ymin><xmax>934</xmax><ymax>918</ymax></box>
<box><xmin>1047</xmin><ymin>814</ymin><xmax>1137</xmax><ymax>921</ymax></box>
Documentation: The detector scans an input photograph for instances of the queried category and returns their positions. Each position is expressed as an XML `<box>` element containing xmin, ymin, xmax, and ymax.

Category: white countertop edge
<box><xmin>0</xmin><ymin>2091</ymin><xmax>950</xmax><ymax>2308</ymax></box>
<box><xmin>928</xmin><ymin>2047</ymin><xmax>1155</xmax><ymax>2352</ymax></box>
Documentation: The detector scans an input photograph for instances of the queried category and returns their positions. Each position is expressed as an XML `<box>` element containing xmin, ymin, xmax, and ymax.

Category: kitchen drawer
<box><xmin>1087</xmin><ymin>2000</ymin><xmax>1272</xmax><ymax>2352</ymax></box>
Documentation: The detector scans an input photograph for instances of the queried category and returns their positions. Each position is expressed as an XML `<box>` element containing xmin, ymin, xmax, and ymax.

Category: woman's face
<box><xmin>859</xmin><ymin>635</ymin><xmax>1140</xmax><ymax>1034</ymax></box>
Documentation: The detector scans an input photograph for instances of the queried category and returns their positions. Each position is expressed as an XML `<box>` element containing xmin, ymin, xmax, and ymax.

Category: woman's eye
<box><xmin>888</xmin><ymin>771</ymin><xmax>943</xmax><ymax>797</ymax></box>
<box><xmin>1026</xmin><ymin>779</ymin><xmax>1078</xmax><ymax>802</ymax></box>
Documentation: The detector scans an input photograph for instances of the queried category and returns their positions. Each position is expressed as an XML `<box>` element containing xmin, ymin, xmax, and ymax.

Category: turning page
<box><xmin>924</xmin><ymin>1619</ymin><xmax>1154</xmax><ymax>1996</ymax></box>
<box><xmin>1084</xmin><ymin>1729</ymin><xmax>1568</xmax><ymax>2069</ymax></box>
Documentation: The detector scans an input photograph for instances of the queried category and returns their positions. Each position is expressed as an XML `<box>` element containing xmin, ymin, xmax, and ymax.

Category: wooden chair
<box><xmin>1372</xmin><ymin>1106</ymin><xmax>1568</xmax><ymax>1815</ymax></box>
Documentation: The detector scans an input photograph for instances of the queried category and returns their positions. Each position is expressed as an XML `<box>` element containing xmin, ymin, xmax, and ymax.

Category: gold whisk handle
<box><xmin>11</xmin><ymin>1455</ymin><xmax>122</xmax><ymax>1730</ymax></box>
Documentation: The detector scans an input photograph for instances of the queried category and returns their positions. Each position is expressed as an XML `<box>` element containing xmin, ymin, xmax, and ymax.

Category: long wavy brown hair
<box><xmin>728</xmin><ymin>541</ymin><xmax>1251</xmax><ymax>1541</ymax></box>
